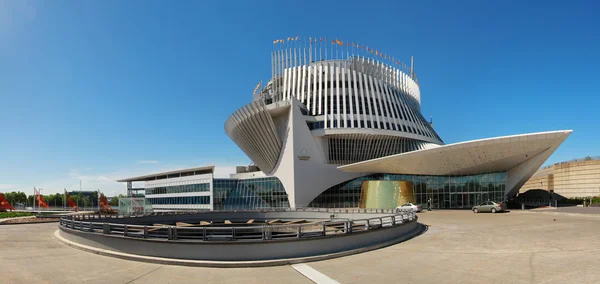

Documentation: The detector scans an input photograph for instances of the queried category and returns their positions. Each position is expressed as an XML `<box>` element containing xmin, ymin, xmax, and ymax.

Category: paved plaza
<box><xmin>2</xmin><ymin>210</ymin><xmax>600</xmax><ymax>284</ymax></box>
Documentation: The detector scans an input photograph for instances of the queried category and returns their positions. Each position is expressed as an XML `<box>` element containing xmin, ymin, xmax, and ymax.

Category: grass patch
<box><xmin>0</xmin><ymin>212</ymin><xmax>36</xmax><ymax>219</ymax></box>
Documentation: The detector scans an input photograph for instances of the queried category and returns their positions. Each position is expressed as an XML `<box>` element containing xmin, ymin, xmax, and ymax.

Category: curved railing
<box><xmin>59</xmin><ymin>208</ymin><xmax>417</xmax><ymax>242</ymax></box>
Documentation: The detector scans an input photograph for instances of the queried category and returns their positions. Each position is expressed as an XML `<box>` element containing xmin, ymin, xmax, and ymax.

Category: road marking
<box><xmin>291</xmin><ymin>263</ymin><xmax>340</xmax><ymax>284</ymax></box>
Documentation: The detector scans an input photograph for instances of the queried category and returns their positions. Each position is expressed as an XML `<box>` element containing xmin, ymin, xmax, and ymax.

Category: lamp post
<box><xmin>38</xmin><ymin>188</ymin><xmax>43</xmax><ymax>212</ymax></box>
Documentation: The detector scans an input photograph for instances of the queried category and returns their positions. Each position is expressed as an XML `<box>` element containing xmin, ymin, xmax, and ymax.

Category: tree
<box><xmin>82</xmin><ymin>196</ymin><xmax>91</xmax><ymax>208</ymax></box>
<box><xmin>15</xmin><ymin>192</ymin><xmax>27</xmax><ymax>204</ymax></box>
<box><xmin>109</xmin><ymin>196</ymin><xmax>119</xmax><ymax>206</ymax></box>
<box><xmin>76</xmin><ymin>192</ymin><xmax>84</xmax><ymax>207</ymax></box>
<box><xmin>92</xmin><ymin>191</ymin><xmax>99</xmax><ymax>207</ymax></box>
<box><xmin>4</xmin><ymin>192</ymin><xmax>16</xmax><ymax>205</ymax></box>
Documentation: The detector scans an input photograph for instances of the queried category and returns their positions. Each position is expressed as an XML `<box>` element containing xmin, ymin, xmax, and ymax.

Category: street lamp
<box><xmin>38</xmin><ymin>188</ymin><xmax>43</xmax><ymax>212</ymax></box>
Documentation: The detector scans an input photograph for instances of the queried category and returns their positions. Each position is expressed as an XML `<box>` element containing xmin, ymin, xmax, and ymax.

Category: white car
<box><xmin>396</xmin><ymin>203</ymin><xmax>422</xmax><ymax>213</ymax></box>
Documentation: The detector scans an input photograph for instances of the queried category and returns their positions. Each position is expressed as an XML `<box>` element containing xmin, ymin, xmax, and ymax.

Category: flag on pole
<box><xmin>99</xmin><ymin>193</ymin><xmax>111</xmax><ymax>211</ymax></box>
<box><xmin>34</xmin><ymin>187</ymin><xmax>49</xmax><ymax>208</ymax></box>
<box><xmin>0</xmin><ymin>193</ymin><xmax>15</xmax><ymax>211</ymax></box>
<box><xmin>64</xmin><ymin>189</ymin><xmax>78</xmax><ymax>209</ymax></box>
<box><xmin>252</xmin><ymin>81</ymin><xmax>262</xmax><ymax>97</ymax></box>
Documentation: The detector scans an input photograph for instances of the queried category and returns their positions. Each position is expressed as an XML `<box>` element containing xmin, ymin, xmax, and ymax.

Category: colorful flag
<box><xmin>331</xmin><ymin>39</ymin><xmax>335</xmax><ymax>44</ymax></box>
<box><xmin>252</xmin><ymin>81</ymin><xmax>262</xmax><ymax>97</ymax></box>
<box><xmin>99</xmin><ymin>193</ymin><xmax>111</xmax><ymax>211</ymax></box>
<box><xmin>273</xmin><ymin>39</ymin><xmax>279</xmax><ymax>44</ymax></box>
<box><xmin>64</xmin><ymin>189</ymin><xmax>78</xmax><ymax>209</ymax></box>
<box><xmin>34</xmin><ymin>187</ymin><xmax>49</xmax><ymax>208</ymax></box>
<box><xmin>0</xmin><ymin>193</ymin><xmax>15</xmax><ymax>211</ymax></box>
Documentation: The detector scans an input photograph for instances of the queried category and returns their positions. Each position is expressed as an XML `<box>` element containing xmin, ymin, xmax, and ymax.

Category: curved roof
<box><xmin>338</xmin><ymin>130</ymin><xmax>572</xmax><ymax>176</ymax></box>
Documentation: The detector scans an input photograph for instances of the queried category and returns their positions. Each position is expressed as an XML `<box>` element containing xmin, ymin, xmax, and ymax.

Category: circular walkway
<box><xmin>2</xmin><ymin>210</ymin><xmax>600</xmax><ymax>283</ymax></box>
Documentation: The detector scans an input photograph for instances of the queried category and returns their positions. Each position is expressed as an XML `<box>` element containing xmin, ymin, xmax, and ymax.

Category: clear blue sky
<box><xmin>1</xmin><ymin>0</ymin><xmax>598</xmax><ymax>195</ymax></box>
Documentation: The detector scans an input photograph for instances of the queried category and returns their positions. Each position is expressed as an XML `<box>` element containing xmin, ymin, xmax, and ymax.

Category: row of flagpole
<box><xmin>29</xmin><ymin>187</ymin><xmax>111</xmax><ymax>211</ymax></box>
<box><xmin>271</xmin><ymin>36</ymin><xmax>416</xmax><ymax>79</ymax></box>
<box><xmin>268</xmin><ymin>36</ymin><xmax>419</xmax><ymax>101</ymax></box>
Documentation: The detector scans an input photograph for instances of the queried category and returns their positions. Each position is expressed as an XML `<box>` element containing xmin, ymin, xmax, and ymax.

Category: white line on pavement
<box><xmin>291</xmin><ymin>263</ymin><xmax>340</xmax><ymax>284</ymax></box>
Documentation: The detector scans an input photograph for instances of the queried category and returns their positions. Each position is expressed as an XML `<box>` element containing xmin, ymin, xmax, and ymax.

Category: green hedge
<box><xmin>0</xmin><ymin>212</ymin><xmax>36</xmax><ymax>219</ymax></box>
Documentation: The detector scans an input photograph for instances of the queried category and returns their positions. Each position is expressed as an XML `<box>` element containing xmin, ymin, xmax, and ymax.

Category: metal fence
<box><xmin>59</xmin><ymin>208</ymin><xmax>417</xmax><ymax>242</ymax></box>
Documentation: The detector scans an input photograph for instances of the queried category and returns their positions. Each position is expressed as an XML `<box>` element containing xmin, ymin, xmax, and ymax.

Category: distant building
<box><xmin>520</xmin><ymin>157</ymin><xmax>600</xmax><ymax>198</ymax></box>
<box><xmin>117</xmin><ymin>166</ymin><xmax>287</xmax><ymax>211</ymax></box>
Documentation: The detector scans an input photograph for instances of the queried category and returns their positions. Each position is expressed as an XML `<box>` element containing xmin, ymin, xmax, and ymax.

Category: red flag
<box><xmin>64</xmin><ymin>189</ymin><xmax>78</xmax><ymax>209</ymax></box>
<box><xmin>0</xmin><ymin>193</ymin><xmax>15</xmax><ymax>211</ymax></box>
<box><xmin>35</xmin><ymin>187</ymin><xmax>50</xmax><ymax>208</ymax></box>
<box><xmin>99</xmin><ymin>193</ymin><xmax>111</xmax><ymax>211</ymax></box>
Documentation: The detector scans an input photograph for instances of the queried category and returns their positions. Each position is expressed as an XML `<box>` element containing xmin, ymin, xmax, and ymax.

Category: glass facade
<box><xmin>147</xmin><ymin>196</ymin><xmax>210</xmax><ymax>205</ymax></box>
<box><xmin>145</xmin><ymin>183</ymin><xmax>210</xmax><ymax>195</ymax></box>
<box><xmin>213</xmin><ymin>177</ymin><xmax>290</xmax><ymax>210</ymax></box>
<box><xmin>213</xmin><ymin>178</ymin><xmax>238</xmax><ymax>210</ymax></box>
<box><xmin>309</xmin><ymin>172</ymin><xmax>507</xmax><ymax>209</ymax></box>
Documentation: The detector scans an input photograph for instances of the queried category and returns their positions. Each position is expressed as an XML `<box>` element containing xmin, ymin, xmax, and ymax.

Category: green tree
<box><xmin>92</xmin><ymin>191</ymin><xmax>99</xmax><ymax>207</ymax></box>
<box><xmin>15</xmin><ymin>192</ymin><xmax>27</xmax><ymax>204</ymax></box>
<box><xmin>109</xmin><ymin>195</ymin><xmax>119</xmax><ymax>206</ymax></box>
<box><xmin>82</xmin><ymin>196</ymin><xmax>91</xmax><ymax>208</ymax></box>
<box><xmin>76</xmin><ymin>192</ymin><xmax>84</xmax><ymax>207</ymax></box>
<box><xmin>4</xmin><ymin>192</ymin><xmax>16</xmax><ymax>205</ymax></box>
<box><xmin>46</xmin><ymin>194</ymin><xmax>56</xmax><ymax>207</ymax></box>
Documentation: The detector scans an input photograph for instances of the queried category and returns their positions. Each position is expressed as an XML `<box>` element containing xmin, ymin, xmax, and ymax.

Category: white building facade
<box><xmin>118</xmin><ymin>166</ymin><xmax>214</xmax><ymax>211</ymax></box>
<box><xmin>224</xmin><ymin>37</ymin><xmax>572</xmax><ymax>209</ymax></box>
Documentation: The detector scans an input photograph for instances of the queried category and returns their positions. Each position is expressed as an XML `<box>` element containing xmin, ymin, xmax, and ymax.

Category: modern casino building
<box><xmin>119</xmin><ymin>37</ymin><xmax>571</xmax><ymax>210</ymax></box>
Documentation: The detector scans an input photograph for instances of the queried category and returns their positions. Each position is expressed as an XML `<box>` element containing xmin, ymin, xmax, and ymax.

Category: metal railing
<box><xmin>60</xmin><ymin>209</ymin><xmax>417</xmax><ymax>242</ymax></box>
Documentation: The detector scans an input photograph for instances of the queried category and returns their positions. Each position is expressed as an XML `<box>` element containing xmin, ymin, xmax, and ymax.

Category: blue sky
<box><xmin>1</xmin><ymin>0</ymin><xmax>598</xmax><ymax>195</ymax></box>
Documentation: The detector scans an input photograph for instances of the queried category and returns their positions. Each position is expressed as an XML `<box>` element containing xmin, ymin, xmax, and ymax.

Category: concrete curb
<box><xmin>54</xmin><ymin>223</ymin><xmax>426</xmax><ymax>268</ymax></box>
<box><xmin>0</xmin><ymin>216</ymin><xmax>42</xmax><ymax>226</ymax></box>
<box><xmin>0</xmin><ymin>220</ymin><xmax>60</xmax><ymax>226</ymax></box>
<box><xmin>0</xmin><ymin>215</ymin><xmax>35</xmax><ymax>221</ymax></box>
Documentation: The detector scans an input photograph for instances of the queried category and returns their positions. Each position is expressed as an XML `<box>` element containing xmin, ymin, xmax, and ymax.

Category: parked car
<box><xmin>397</xmin><ymin>203</ymin><xmax>422</xmax><ymax>212</ymax></box>
<box><xmin>472</xmin><ymin>201</ymin><xmax>505</xmax><ymax>213</ymax></box>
